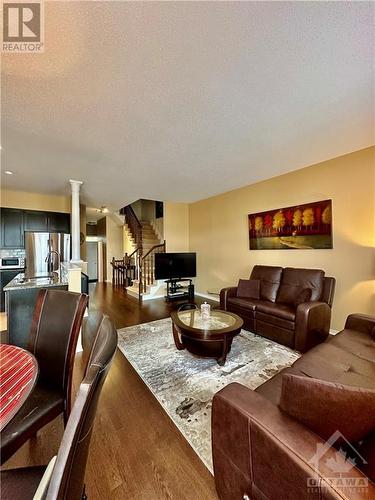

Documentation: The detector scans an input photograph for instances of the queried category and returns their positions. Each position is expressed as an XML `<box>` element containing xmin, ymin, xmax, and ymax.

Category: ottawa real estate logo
<box><xmin>2</xmin><ymin>1</ymin><xmax>44</xmax><ymax>53</ymax></box>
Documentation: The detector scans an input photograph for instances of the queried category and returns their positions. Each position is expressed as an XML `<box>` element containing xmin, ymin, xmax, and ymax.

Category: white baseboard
<box><xmin>195</xmin><ymin>292</ymin><xmax>220</xmax><ymax>303</ymax></box>
<box><xmin>329</xmin><ymin>328</ymin><xmax>339</xmax><ymax>335</ymax></box>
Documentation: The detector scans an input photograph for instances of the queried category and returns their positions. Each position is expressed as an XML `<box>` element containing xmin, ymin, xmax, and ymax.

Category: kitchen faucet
<box><xmin>45</xmin><ymin>250</ymin><xmax>61</xmax><ymax>273</ymax></box>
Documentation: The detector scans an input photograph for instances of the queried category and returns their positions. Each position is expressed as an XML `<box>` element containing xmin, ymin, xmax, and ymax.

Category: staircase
<box><xmin>121</xmin><ymin>205</ymin><xmax>166</xmax><ymax>300</ymax></box>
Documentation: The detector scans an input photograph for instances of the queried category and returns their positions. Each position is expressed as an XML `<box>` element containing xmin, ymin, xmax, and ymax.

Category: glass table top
<box><xmin>177</xmin><ymin>309</ymin><xmax>237</xmax><ymax>330</ymax></box>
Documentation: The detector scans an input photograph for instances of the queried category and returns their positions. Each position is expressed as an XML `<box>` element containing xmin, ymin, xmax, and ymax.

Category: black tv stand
<box><xmin>165</xmin><ymin>278</ymin><xmax>194</xmax><ymax>302</ymax></box>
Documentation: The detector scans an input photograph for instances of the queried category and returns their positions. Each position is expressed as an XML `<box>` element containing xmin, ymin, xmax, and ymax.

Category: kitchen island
<box><xmin>4</xmin><ymin>266</ymin><xmax>69</xmax><ymax>348</ymax></box>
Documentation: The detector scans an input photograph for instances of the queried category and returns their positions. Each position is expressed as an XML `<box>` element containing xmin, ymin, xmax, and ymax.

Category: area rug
<box><xmin>117</xmin><ymin>318</ymin><xmax>300</xmax><ymax>472</ymax></box>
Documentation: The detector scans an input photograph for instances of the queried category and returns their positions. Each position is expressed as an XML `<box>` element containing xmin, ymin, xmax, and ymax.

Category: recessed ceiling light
<box><xmin>4</xmin><ymin>170</ymin><xmax>13</xmax><ymax>175</ymax></box>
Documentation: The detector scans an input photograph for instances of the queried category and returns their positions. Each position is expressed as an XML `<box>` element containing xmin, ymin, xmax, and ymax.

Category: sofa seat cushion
<box><xmin>255</xmin><ymin>311</ymin><xmax>295</xmax><ymax>331</ymax></box>
<box><xmin>277</xmin><ymin>267</ymin><xmax>325</xmax><ymax>305</ymax></box>
<box><xmin>255</xmin><ymin>301</ymin><xmax>296</xmax><ymax>322</ymax></box>
<box><xmin>327</xmin><ymin>328</ymin><xmax>375</xmax><ymax>364</ymax></box>
<box><xmin>279</xmin><ymin>374</ymin><xmax>375</xmax><ymax>443</ymax></box>
<box><xmin>227</xmin><ymin>297</ymin><xmax>257</xmax><ymax>312</ymax></box>
<box><xmin>293</xmin><ymin>343</ymin><xmax>375</xmax><ymax>389</ymax></box>
<box><xmin>255</xmin><ymin>366</ymin><xmax>304</xmax><ymax>405</ymax></box>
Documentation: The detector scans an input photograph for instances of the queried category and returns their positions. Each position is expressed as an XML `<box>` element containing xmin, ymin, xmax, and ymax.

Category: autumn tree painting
<box><xmin>248</xmin><ymin>200</ymin><xmax>333</xmax><ymax>250</ymax></box>
<box><xmin>254</xmin><ymin>216</ymin><xmax>263</xmax><ymax>232</ymax></box>
<box><xmin>293</xmin><ymin>208</ymin><xmax>302</xmax><ymax>229</ymax></box>
<box><xmin>273</xmin><ymin>211</ymin><xmax>286</xmax><ymax>232</ymax></box>
<box><xmin>302</xmin><ymin>207</ymin><xmax>314</xmax><ymax>228</ymax></box>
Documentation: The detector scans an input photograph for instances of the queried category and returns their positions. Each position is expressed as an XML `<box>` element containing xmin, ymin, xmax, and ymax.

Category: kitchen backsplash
<box><xmin>0</xmin><ymin>249</ymin><xmax>26</xmax><ymax>259</ymax></box>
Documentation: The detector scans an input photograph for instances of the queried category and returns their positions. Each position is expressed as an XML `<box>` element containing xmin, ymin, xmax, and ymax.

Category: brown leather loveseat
<box><xmin>212</xmin><ymin>313</ymin><xmax>375</xmax><ymax>499</ymax></box>
<box><xmin>220</xmin><ymin>265</ymin><xmax>335</xmax><ymax>353</ymax></box>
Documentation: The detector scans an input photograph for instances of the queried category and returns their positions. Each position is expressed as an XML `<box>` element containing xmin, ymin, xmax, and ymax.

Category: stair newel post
<box><xmin>146</xmin><ymin>256</ymin><xmax>148</xmax><ymax>287</ymax></box>
<box><xmin>138</xmin><ymin>245</ymin><xmax>143</xmax><ymax>300</ymax></box>
<box><xmin>111</xmin><ymin>257</ymin><xmax>115</xmax><ymax>285</ymax></box>
<box><xmin>151</xmin><ymin>253</ymin><xmax>153</xmax><ymax>284</ymax></box>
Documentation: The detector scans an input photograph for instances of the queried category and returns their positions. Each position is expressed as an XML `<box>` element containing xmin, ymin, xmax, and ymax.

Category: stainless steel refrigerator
<box><xmin>25</xmin><ymin>232</ymin><xmax>71</xmax><ymax>278</ymax></box>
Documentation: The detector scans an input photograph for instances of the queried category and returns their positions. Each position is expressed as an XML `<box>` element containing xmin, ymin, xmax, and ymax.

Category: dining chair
<box><xmin>1</xmin><ymin>313</ymin><xmax>118</xmax><ymax>500</ymax></box>
<box><xmin>1</xmin><ymin>288</ymin><xmax>88</xmax><ymax>465</ymax></box>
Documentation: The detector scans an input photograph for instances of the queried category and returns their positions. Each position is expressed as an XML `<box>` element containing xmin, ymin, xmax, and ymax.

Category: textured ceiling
<box><xmin>1</xmin><ymin>1</ymin><xmax>374</xmax><ymax>210</ymax></box>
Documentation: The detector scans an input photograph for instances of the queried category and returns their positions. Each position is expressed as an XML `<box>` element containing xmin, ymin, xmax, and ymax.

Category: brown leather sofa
<box><xmin>220</xmin><ymin>265</ymin><xmax>335</xmax><ymax>353</ymax></box>
<box><xmin>212</xmin><ymin>313</ymin><xmax>375</xmax><ymax>500</ymax></box>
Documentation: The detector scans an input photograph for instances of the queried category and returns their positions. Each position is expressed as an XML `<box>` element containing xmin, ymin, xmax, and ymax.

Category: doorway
<box><xmin>86</xmin><ymin>241</ymin><xmax>98</xmax><ymax>282</ymax></box>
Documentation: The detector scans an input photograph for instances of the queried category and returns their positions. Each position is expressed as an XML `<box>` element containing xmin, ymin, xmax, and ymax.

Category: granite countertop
<box><xmin>4</xmin><ymin>265</ymin><xmax>69</xmax><ymax>291</ymax></box>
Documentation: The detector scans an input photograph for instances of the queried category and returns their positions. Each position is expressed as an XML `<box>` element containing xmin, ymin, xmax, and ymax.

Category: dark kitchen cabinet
<box><xmin>0</xmin><ymin>269</ymin><xmax>24</xmax><ymax>312</ymax></box>
<box><xmin>24</xmin><ymin>210</ymin><xmax>49</xmax><ymax>232</ymax></box>
<box><xmin>1</xmin><ymin>208</ymin><xmax>70</xmax><ymax>249</ymax></box>
<box><xmin>0</xmin><ymin>208</ymin><xmax>24</xmax><ymax>248</ymax></box>
<box><xmin>48</xmin><ymin>212</ymin><xmax>70</xmax><ymax>233</ymax></box>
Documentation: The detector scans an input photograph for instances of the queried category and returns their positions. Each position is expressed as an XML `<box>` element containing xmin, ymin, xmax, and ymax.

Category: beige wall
<box><xmin>164</xmin><ymin>202</ymin><xmax>189</xmax><ymax>252</ymax></box>
<box><xmin>106</xmin><ymin>215</ymin><xmax>124</xmax><ymax>282</ymax></box>
<box><xmin>123</xmin><ymin>226</ymin><xmax>135</xmax><ymax>255</ymax></box>
<box><xmin>1</xmin><ymin>189</ymin><xmax>70</xmax><ymax>213</ymax></box>
<box><xmin>189</xmin><ymin>147</ymin><xmax>375</xmax><ymax>330</ymax></box>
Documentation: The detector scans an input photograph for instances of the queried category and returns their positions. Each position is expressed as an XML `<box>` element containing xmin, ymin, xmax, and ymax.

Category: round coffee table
<box><xmin>170</xmin><ymin>309</ymin><xmax>244</xmax><ymax>365</ymax></box>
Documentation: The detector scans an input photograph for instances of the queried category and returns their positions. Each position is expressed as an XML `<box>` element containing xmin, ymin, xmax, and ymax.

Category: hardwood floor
<box><xmin>2</xmin><ymin>284</ymin><xmax>219</xmax><ymax>499</ymax></box>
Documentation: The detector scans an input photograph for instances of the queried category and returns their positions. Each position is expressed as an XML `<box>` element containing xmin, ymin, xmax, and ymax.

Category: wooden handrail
<box><xmin>141</xmin><ymin>242</ymin><xmax>165</xmax><ymax>261</ymax></box>
<box><xmin>139</xmin><ymin>240</ymin><xmax>166</xmax><ymax>296</ymax></box>
<box><xmin>128</xmin><ymin>248</ymin><xmax>138</xmax><ymax>258</ymax></box>
<box><xmin>123</xmin><ymin>205</ymin><xmax>143</xmax><ymax>250</ymax></box>
<box><xmin>119</xmin><ymin>205</ymin><xmax>166</xmax><ymax>299</ymax></box>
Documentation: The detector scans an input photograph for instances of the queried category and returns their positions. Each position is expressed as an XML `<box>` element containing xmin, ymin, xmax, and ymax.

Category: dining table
<box><xmin>0</xmin><ymin>344</ymin><xmax>38</xmax><ymax>432</ymax></box>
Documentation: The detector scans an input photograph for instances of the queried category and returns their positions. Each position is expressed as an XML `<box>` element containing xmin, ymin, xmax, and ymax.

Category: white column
<box><xmin>69</xmin><ymin>179</ymin><xmax>83</xmax><ymax>262</ymax></box>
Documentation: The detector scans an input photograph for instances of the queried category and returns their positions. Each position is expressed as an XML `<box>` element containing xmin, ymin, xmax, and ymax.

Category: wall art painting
<box><xmin>248</xmin><ymin>200</ymin><xmax>332</xmax><ymax>250</ymax></box>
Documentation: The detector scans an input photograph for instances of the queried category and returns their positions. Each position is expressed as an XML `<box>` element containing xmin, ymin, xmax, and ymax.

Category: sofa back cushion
<box><xmin>237</xmin><ymin>279</ymin><xmax>261</xmax><ymax>300</ymax></box>
<box><xmin>277</xmin><ymin>268</ymin><xmax>325</xmax><ymax>305</ymax></box>
<box><xmin>279</xmin><ymin>374</ymin><xmax>375</xmax><ymax>443</ymax></box>
<box><xmin>249</xmin><ymin>266</ymin><xmax>283</xmax><ymax>303</ymax></box>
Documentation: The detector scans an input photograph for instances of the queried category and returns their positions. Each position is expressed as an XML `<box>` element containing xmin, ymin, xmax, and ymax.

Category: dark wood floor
<box><xmin>3</xmin><ymin>284</ymin><xmax>219</xmax><ymax>499</ymax></box>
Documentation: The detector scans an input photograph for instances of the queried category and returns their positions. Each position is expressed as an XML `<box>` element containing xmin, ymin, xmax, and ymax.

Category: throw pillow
<box><xmin>237</xmin><ymin>279</ymin><xmax>260</xmax><ymax>300</ymax></box>
<box><xmin>294</xmin><ymin>288</ymin><xmax>312</xmax><ymax>307</ymax></box>
<box><xmin>279</xmin><ymin>374</ymin><xmax>375</xmax><ymax>443</ymax></box>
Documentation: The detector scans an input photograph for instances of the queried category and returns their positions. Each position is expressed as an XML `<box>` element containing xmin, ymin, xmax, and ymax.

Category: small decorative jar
<box><xmin>201</xmin><ymin>301</ymin><xmax>211</xmax><ymax>320</ymax></box>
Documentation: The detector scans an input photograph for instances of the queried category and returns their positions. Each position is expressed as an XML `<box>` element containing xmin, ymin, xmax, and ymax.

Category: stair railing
<box><xmin>123</xmin><ymin>205</ymin><xmax>143</xmax><ymax>251</ymax></box>
<box><xmin>139</xmin><ymin>241</ymin><xmax>166</xmax><ymax>297</ymax></box>
<box><xmin>123</xmin><ymin>205</ymin><xmax>144</xmax><ymax>292</ymax></box>
<box><xmin>121</xmin><ymin>205</ymin><xmax>166</xmax><ymax>299</ymax></box>
<box><xmin>111</xmin><ymin>253</ymin><xmax>137</xmax><ymax>288</ymax></box>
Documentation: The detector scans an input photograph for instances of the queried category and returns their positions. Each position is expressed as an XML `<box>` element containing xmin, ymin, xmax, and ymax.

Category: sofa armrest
<box><xmin>212</xmin><ymin>382</ymin><xmax>374</xmax><ymax>500</ymax></box>
<box><xmin>294</xmin><ymin>301</ymin><xmax>331</xmax><ymax>353</ymax></box>
<box><xmin>345</xmin><ymin>313</ymin><xmax>375</xmax><ymax>337</ymax></box>
<box><xmin>220</xmin><ymin>287</ymin><xmax>237</xmax><ymax>310</ymax></box>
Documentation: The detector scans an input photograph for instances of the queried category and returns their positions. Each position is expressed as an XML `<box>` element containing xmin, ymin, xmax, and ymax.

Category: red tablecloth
<box><xmin>0</xmin><ymin>344</ymin><xmax>38</xmax><ymax>431</ymax></box>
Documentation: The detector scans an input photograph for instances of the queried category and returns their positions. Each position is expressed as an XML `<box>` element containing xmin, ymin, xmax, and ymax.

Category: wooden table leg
<box><xmin>217</xmin><ymin>337</ymin><xmax>230</xmax><ymax>366</ymax></box>
<box><xmin>172</xmin><ymin>323</ymin><xmax>185</xmax><ymax>350</ymax></box>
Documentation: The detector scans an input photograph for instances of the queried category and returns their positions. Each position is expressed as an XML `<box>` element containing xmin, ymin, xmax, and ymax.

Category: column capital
<box><xmin>69</xmin><ymin>179</ymin><xmax>83</xmax><ymax>192</ymax></box>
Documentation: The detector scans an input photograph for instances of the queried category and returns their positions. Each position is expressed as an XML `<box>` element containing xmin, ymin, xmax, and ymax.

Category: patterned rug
<box><xmin>117</xmin><ymin>318</ymin><xmax>299</xmax><ymax>472</ymax></box>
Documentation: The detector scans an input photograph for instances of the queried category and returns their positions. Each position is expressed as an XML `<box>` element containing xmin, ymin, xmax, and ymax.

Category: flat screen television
<box><xmin>155</xmin><ymin>252</ymin><xmax>196</xmax><ymax>280</ymax></box>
